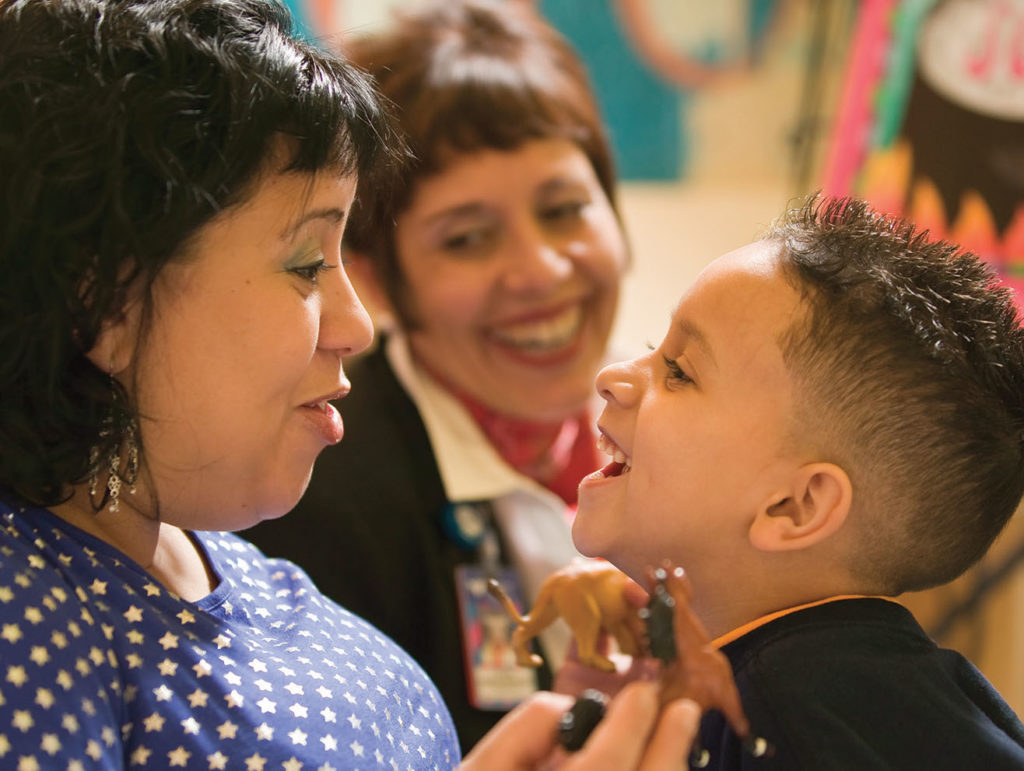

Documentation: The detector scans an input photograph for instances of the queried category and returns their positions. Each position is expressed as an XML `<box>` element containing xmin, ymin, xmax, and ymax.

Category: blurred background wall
<box><xmin>286</xmin><ymin>0</ymin><xmax>1024</xmax><ymax>715</ymax></box>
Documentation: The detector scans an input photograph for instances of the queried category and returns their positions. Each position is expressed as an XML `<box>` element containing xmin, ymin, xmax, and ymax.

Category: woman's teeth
<box><xmin>491</xmin><ymin>305</ymin><xmax>583</xmax><ymax>351</ymax></box>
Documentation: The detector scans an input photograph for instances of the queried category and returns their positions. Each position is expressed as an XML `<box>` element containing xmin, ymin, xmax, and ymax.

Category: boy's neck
<box><xmin>694</xmin><ymin>569</ymin><xmax>871</xmax><ymax>640</ymax></box>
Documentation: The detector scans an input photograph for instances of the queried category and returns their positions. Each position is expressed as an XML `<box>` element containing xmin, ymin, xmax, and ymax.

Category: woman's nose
<box><xmin>320</xmin><ymin>266</ymin><xmax>374</xmax><ymax>358</ymax></box>
<box><xmin>596</xmin><ymin>358</ymin><xmax>640</xmax><ymax>408</ymax></box>
<box><xmin>502</xmin><ymin>226</ymin><xmax>574</xmax><ymax>293</ymax></box>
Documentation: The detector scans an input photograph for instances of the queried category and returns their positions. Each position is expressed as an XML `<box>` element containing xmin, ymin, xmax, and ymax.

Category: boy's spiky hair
<box><xmin>770</xmin><ymin>195</ymin><xmax>1024</xmax><ymax>593</ymax></box>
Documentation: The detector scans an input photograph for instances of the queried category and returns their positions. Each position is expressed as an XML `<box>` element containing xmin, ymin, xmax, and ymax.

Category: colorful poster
<box><xmin>824</xmin><ymin>0</ymin><xmax>1024</xmax><ymax>305</ymax></box>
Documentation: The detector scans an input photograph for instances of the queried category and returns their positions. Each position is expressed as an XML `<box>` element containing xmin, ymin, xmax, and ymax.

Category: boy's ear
<box><xmin>748</xmin><ymin>462</ymin><xmax>852</xmax><ymax>552</ymax></box>
<box><xmin>84</xmin><ymin>297</ymin><xmax>143</xmax><ymax>376</ymax></box>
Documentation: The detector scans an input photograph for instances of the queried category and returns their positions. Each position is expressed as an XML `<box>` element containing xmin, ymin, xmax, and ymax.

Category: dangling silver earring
<box><xmin>105</xmin><ymin>417</ymin><xmax>138</xmax><ymax>513</ymax></box>
<box><xmin>88</xmin><ymin>372</ymin><xmax>139</xmax><ymax>513</ymax></box>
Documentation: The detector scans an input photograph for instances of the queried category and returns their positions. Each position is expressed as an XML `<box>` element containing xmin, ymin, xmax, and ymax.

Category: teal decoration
<box><xmin>872</xmin><ymin>0</ymin><xmax>938</xmax><ymax>148</ymax></box>
<box><xmin>749</xmin><ymin>0</ymin><xmax>780</xmax><ymax>57</ymax></box>
<box><xmin>441</xmin><ymin>502</ymin><xmax>488</xmax><ymax>551</ymax></box>
<box><xmin>539</xmin><ymin>0</ymin><xmax>688</xmax><ymax>181</ymax></box>
<box><xmin>279</xmin><ymin>0</ymin><xmax>315</xmax><ymax>44</ymax></box>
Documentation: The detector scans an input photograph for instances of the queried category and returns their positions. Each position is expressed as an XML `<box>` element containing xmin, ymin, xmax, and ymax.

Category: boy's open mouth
<box><xmin>595</xmin><ymin>433</ymin><xmax>631</xmax><ymax>478</ymax></box>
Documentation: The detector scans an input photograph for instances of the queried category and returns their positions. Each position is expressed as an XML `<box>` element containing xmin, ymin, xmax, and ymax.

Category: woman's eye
<box><xmin>288</xmin><ymin>258</ymin><xmax>335</xmax><ymax>284</ymax></box>
<box><xmin>440</xmin><ymin>226</ymin><xmax>496</xmax><ymax>256</ymax></box>
<box><xmin>539</xmin><ymin>200</ymin><xmax>585</xmax><ymax>223</ymax></box>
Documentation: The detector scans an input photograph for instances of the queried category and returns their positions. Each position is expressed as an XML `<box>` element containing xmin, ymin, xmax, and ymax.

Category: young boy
<box><xmin>574</xmin><ymin>194</ymin><xmax>1024</xmax><ymax>768</ymax></box>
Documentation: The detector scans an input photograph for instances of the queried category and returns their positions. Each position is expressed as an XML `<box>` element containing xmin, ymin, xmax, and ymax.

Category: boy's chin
<box><xmin>570</xmin><ymin>514</ymin><xmax>620</xmax><ymax>563</ymax></box>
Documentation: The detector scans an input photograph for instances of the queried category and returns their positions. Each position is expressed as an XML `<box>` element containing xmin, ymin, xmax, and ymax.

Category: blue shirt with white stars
<box><xmin>0</xmin><ymin>491</ymin><xmax>460</xmax><ymax>770</ymax></box>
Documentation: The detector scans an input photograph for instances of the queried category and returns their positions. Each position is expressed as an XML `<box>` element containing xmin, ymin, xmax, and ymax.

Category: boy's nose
<box><xmin>596</xmin><ymin>359</ymin><xmax>640</xmax><ymax>407</ymax></box>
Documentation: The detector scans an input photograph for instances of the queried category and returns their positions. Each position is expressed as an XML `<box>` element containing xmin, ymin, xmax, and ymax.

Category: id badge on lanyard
<box><xmin>446</xmin><ymin>501</ymin><xmax>538</xmax><ymax>710</ymax></box>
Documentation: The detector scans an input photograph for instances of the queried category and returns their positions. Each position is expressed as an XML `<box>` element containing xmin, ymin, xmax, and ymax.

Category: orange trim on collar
<box><xmin>711</xmin><ymin>595</ymin><xmax>898</xmax><ymax>649</ymax></box>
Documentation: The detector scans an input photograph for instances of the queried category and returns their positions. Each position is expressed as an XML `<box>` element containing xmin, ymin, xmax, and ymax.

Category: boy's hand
<box><xmin>552</xmin><ymin>645</ymin><xmax>659</xmax><ymax>698</ymax></box>
<box><xmin>551</xmin><ymin>574</ymin><xmax>657</xmax><ymax>697</ymax></box>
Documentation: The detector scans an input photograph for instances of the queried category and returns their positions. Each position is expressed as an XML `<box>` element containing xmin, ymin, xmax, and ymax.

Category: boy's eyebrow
<box><xmin>676</xmin><ymin>318</ymin><xmax>717</xmax><ymax>368</ymax></box>
<box><xmin>280</xmin><ymin>207</ymin><xmax>347</xmax><ymax>239</ymax></box>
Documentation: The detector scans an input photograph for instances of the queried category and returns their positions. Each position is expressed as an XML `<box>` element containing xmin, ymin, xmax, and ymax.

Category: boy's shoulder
<box><xmin>710</xmin><ymin>597</ymin><xmax>1024</xmax><ymax>769</ymax></box>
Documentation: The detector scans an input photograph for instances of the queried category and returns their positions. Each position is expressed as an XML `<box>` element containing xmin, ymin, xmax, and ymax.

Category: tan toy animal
<box><xmin>487</xmin><ymin>560</ymin><xmax>645</xmax><ymax>672</ymax></box>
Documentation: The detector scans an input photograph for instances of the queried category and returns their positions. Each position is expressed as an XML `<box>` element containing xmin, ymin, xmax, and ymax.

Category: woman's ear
<box><xmin>84</xmin><ymin>296</ymin><xmax>143</xmax><ymax>376</ymax></box>
<box><xmin>748</xmin><ymin>462</ymin><xmax>852</xmax><ymax>552</ymax></box>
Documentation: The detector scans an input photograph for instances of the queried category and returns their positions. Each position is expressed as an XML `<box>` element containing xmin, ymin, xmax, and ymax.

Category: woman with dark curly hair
<box><xmin>0</xmin><ymin>0</ymin><xmax>701</xmax><ymax>768</ymax></box>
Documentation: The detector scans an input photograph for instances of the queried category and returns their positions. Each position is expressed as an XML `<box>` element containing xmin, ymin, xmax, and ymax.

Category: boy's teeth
<box><xmin>596</xmin><ymin>435</ymin><xmax>631</xmax><ymax>470</ymax></box>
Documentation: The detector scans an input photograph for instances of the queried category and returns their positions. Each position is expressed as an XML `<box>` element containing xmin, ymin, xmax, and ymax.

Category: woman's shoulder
<box><xmin>0</xmin><ymin>497</ymin><xmax>113</xmax><ymax>644</ymax></box>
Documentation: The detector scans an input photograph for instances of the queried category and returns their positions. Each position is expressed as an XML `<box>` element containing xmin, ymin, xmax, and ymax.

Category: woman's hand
<box><xmin>459</xmin><ymin>682</ymin><xmax>700</xmax><ymax>770</ymax></box>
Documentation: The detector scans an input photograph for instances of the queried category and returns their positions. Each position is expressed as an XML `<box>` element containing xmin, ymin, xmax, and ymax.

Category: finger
<box><xmin>638</xmin><ymin>698</ymin><xmax>702</xmax><ymax>771</ymax></box>
<box><xmin>562</xmin><ymin>681</ymin><xmax>660</xmax><ymax>770</ymax></box>
<box><xmin>622</xmin><ymin>575</ymin><xmax>650</xmax><ymax>608</ymax></box>
<box><xmin>459</xmin><ymin>691</ymin><xmax>573</xmax><ymax>770</ymax></box>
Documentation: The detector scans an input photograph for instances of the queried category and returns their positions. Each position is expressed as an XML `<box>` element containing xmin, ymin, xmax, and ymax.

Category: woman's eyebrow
<box><xmin>420</xmin><ymin>201</ymin><xmax>489</xmax><ymax>227</ymax></box>
<box><xmin>280</xmin><ymin>207</ymin><xmax>346</xmax><ymax>239</ymax></box>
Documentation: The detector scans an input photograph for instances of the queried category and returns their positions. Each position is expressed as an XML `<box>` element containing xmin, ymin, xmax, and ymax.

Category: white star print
<box><xmin>255</xmin><ymin>723</ymin><xmax>274</xmax><ymax>741</ymax></box>
<box><xmin>168</xmin><ymin>745</ymin><xmax>191</xmax><ymax>766</ymax></box>
<box><xmin>153</xmin><ymin>685</ymin><xmax>173</xmax><ymax>702</ymax></box>
<box><xmin>0</xmin><ymin>514</ymin><xmax>458</xmax><ymax>770</ymax></box>
<box><xmin>130</xmin><ymin>745</ymin><xmax>151</xmax><ymax>765</ymax></box>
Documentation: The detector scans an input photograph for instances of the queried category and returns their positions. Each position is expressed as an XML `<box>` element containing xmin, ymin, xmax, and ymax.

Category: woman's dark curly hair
<box><xmin>0</xmin><ymin>0</ymin><xmax>405</xmax><ymax>506</ymax></box>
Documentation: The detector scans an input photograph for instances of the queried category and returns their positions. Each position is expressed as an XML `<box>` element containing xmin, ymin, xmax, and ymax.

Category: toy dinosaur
<box><xmin>486</xmin><ymin>560</ymin><xmax>645</xmax><ymax>673</ymax></box>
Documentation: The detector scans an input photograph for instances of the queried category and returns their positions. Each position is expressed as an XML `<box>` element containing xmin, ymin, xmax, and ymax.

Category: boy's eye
<box><xmin>662</xmin><ymin>355</ymin><xmax>693</xmax><ymax>386</ymax></box>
